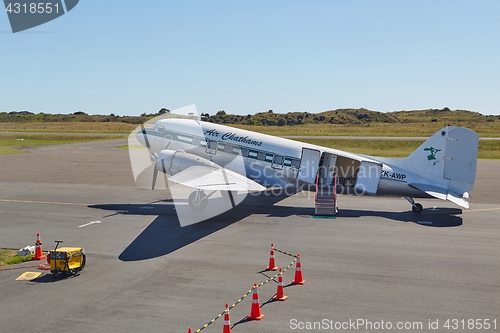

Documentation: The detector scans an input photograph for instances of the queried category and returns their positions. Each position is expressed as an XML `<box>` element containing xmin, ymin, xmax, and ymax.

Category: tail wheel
<box><xmin>188</xmin><ymin>191</ymin><xmax>208</xmax><ymax>210</ymax></box>
<box><xmin>412</xmin><ymin>203</ymin><xmax>423</xmax><ymax>213</ymax></box>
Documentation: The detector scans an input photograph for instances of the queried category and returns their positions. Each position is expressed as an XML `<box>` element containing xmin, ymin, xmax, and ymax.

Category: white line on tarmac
<box><xmin>463</xmin><ymin>207</ymin><xmax>500</xmax><ymax>213</ymax></box>
<box><xmin>0</xmin><ymin>199</ymin><xmax>90</xmax><ymax>206</ymax></box>
<box><xmin>78</xmin><ymin>220</ymin><xmax>101</xmax><ymax>228</ymax></box>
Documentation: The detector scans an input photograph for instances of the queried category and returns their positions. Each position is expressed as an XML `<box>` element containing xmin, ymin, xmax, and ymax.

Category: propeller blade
<box><xmin>141</xmin><ymin>124</ymin><xmax>160</xmax><ymax>190</ymax></box>
<box><xmin>152</xmin><ymin>167</ymin><xmax>158</xmax><ymax>190</ymax></box>
<box><xmin>140</xmin><ymin>124</ymin><xmax>157</xmax><ymax>162</ymax></box>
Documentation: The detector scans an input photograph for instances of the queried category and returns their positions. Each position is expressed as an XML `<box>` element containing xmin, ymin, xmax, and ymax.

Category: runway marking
<box><xmin>464</xmin><ymin>207</ymin><xmax>500</xmax><ymax>213</ymax></box>
<box><xmin>0</xmin><ymin>199</ymin><xmax>90</xmax><ymax>206</ymax></box>
<box><xmin>78</xmin><ymin>220</ymin><xmax>101</xmax><ymax>228</ymax></box>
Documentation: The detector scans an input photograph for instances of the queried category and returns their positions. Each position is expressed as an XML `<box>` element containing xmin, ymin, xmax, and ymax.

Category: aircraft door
<box><xmin>297</xmin><ymin>148</ymin><xmax>321</xmax><ymax>184</ymax></box>
<box><xmin>319</xmin><ymin>153</ymin><xmax>337</xmax><ymax>186</ymax></box>
<box><xmin>354</xmin><ymin>161</ymin><xmax>381</xmax><ymax>195</ymax></box>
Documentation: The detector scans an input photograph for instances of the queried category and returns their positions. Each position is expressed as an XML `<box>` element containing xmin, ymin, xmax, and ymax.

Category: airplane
<box><xmin>134</xmin><ymin>117</ymin><xmax>478</xmax><ymax>218</ymax></box>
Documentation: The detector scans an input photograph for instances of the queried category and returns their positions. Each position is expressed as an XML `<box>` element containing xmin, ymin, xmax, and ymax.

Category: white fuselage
<box><xmin>139</xmin><ymin>119</ymin><xmax>440</xmax><ymax>198</ymax></box>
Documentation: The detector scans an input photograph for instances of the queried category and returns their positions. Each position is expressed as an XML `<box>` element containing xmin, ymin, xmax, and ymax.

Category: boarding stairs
<box><xmin>314</xmin><ymin>174</ymin><xmax>337</xmax><ymax>216</ymax></box>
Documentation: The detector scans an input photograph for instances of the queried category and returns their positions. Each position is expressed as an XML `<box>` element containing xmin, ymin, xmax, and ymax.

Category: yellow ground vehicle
<box><xmin>49</xmin><ymin>241</ymin><xmax>86</xmax><ymax>279</ymax></box>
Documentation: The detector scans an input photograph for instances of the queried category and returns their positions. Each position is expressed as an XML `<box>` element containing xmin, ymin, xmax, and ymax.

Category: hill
<box><xmin>1</xmin><ymin>108</ymin><xmax>499</xmax><ymax>127</ymax></box>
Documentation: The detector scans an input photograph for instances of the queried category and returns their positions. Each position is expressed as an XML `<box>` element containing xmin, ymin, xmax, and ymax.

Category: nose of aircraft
<box><xmin>136</xmin><ymin>129</ymin><xmax>147</xmax><ymax>147</ymax></box>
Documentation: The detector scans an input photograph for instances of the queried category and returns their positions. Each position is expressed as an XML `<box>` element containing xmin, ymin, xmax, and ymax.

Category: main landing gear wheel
<box><xmin>412</xmin><ymin>203</ymin><xmax>423</xmax><ymax>214</ymax></box>
<box><xmin>188</xmin><ymin>190</ymin><xmax>208</xmax><ymax>210</ymax></box>
<box><xmin>405</xmin><ymin>196</ymin><xmax>423</xmax><ymax>214</ymax></box>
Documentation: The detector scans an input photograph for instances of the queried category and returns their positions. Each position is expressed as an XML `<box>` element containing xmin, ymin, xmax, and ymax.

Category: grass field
<box><xmin>0</xmin><ymin>134</ymin><xmax>125</xmax><ymax>155</ymax></box>
<box><xmin>2</xmin><ymin>121</ymin><xmax>500</xmax><ymax>137</ymax></box>
<box><xmin>232</xmin><ymin>122</ymin><xmax>500</xmax><ymax>137</ymax></box>
<box><xmin>298</xmin><ymin>138</ymin><xmax>500</xmax><ymax>159</ymax></box>
<box><xmin>2</xmin><ymin>122</ymin><xmax>500</xmax><ymax>158</ymax></box>
<box><xmin>0</xmin><ymin>249</ymin><xmax>32</xmax><ymax>267</ymax></box>
<box><xmin>0</xmin><ymin>122</ymin><xmax>136</xmax><ymax>133</ymax></box>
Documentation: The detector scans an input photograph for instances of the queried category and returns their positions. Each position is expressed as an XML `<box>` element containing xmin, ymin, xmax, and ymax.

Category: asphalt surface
<box><xmin>0</xmin><ymin>140</ymin><xmax>499</xmax><ymax>333</ymax></box>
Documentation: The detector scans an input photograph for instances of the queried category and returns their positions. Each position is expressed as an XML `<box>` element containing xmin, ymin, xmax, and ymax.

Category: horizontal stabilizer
<box><xmin>447</xmin><ymin>191</ymin><xmax>470</xmax><ymax>209</ymax></box>
<box><xmin>410</xmin><ymin>183</ymin><xmax>469</xmax><ymax>209</ymax></box>
<box><xmin>167</xmin><ymin>166</ymin><xmax>266</xmax><ymax>192</ymax></box>
<box><xmin>409</xmin><ymin>183</ymin><xmax>447</xmax><ymax>200</ymax></box>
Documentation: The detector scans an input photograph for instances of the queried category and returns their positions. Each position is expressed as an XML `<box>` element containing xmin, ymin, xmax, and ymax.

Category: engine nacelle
<box><xmin>155</xmin><ymin>149</ymin><xmax>215</xmax><ymax>176</ymax></box>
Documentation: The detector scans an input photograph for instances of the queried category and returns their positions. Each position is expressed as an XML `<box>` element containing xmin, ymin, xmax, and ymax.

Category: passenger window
<box><xmin>208</xmin><ymin>141</ymin><xmax>218</xmax><ymax>149</ymax></box>
<box><xmin>224</xmin><ymin>144</ymin><xmax>233</xmax><ymax>153</ymax></box>
<box><xmin>291</xmin><ymin>159</ymin><xmax>300</xmax><ymax>169</ymax></box>
<box><xmin>205</xmin><ymin>140</ymin><xmax>218</xmax><ymax>154</ymax></box>
<box><xmin>273</xmin><ymin>155</ymin><xmax>284</xmax><ymax>165</ymax></box>
<box><xmin>272</xmin><ymin>155</ymin><xmax>284</xmax><ymax>169</ymax></box>
<box><xmin>257</xmin><ymin>152</ymin><xmax>266</xmax><ymax>161</ymax></box>
<box><xmin>241</xmin><ymin>148</ymin><xmax>249</xmax><ymax>157</ymax></box>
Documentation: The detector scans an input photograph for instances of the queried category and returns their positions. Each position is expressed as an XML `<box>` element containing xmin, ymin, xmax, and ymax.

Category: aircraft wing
<box><xmin>167</xmin><ymin>166</ymin><xmax>266</xmax><ymax>192</ymax></box>
<box><xmin>409</xmin><ymin>183</ymin><xmax>470</xmax><ymax>209</ymax></box>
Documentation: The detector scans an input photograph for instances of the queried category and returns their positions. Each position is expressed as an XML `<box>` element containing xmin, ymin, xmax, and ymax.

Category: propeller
<box><xmin>152</xmin><ymin>167</ymin><xmax>159</xmax><ymax>190</ymax></box>
<box><xmin>140</xmin><ymin>125</ymin><xmax>171</xmax><ymax>190</ymax></box>
<box><xmin>140</xmin><ymin>125</ymin><xmax>158</xmax><ymax>190</ymax></box>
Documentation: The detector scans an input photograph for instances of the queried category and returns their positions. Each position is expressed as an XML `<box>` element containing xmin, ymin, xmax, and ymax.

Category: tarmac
<box><xmin>0</xmin><ymin>140</ymin><xmax>499</xmax><ymax>333</ymax></box>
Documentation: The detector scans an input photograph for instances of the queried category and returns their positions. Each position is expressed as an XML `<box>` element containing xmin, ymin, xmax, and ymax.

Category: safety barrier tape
<box><xmin>194</xmin><ymin>248</ymin><xmax>298</xmax><ymax>333</ymax></box>
<box><xmin>272</xmin><ymin>247</ymin><xmax>298</xmax><ymax>258</ymax></box>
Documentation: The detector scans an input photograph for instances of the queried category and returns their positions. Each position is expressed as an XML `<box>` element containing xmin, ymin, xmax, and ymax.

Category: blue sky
<box><xmin>1</xmin><ymin>0</ymin><xmax>499</xmax><ymax>116</ymax></box>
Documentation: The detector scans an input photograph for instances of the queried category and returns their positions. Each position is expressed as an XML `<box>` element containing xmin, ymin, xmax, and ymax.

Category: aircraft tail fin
<box><xmin>403</xmin><ymin>126</ymin><xmax>479</xmax><ymax>195</ymax></box>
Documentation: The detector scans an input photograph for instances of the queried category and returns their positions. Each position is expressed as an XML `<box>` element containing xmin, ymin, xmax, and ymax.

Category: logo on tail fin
<box><xmin>424</xmin><ymin>147</ymin><xmax>441</xmax><ymax>166</ymax></box>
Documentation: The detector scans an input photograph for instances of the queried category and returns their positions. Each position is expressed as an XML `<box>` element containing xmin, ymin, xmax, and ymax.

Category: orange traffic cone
<box><xmin>187</xmin><ymin>328</ymin><xmax>192</xmax><ymax>333</ymax></box>
<box><xmin>223</xmin><ymin>303</ymin><xmax>231</xmax><ymax>333</ymax></box>
<box><xmin>272</xmin><ymin>268</ymin><xmax>288</xmax><ymax>301</ymax></box>
<box><xmin>32</xmin><ymin>232</ymin><xmax>46</xmax><ymax>261</ymax></box>
<box><xmin>266</xmin><ymin>243</ymin><xmax>278</xmax><ymax>271</ymax></box>
<box><xmin>292</xmin><ymin>253</ymin><xmax>305</xmax><ymax>285</ymax></box>
<box><xmin>247</xmin><ymin>283</ymin><xmax>264</xmax><ymax>320</ymax></box>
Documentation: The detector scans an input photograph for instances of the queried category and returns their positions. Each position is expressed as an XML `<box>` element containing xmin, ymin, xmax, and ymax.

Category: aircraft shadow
<box><xmin>89</xmin><ymin>193</ymin><xmax>462</xmax><ymax>262</ymax></box>
<box><xmin>337</xmin><ymin>207</ymin><xmax>463</xmax><ymax>227</ymax></box>
<box><xmin>262</xmin><ymin>206</ymin><xmax>462</xmax><ymax>227</ymax></box>
<box><xmin>88</xmin><ymin>191</ymin><xmax>296</xmax><ymax>262</ymax></box>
